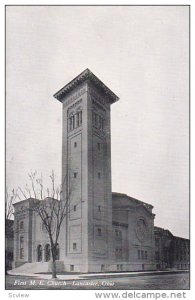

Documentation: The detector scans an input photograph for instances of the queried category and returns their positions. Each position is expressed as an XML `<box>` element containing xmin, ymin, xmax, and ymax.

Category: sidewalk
<box><xmin>7</xmin><ymin>269</ymin><xmax>189</xmax><ymax>280</ymax></box>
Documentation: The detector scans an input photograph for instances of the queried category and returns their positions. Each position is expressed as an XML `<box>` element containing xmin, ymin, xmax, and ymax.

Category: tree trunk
<box><xmin>52</xmin><ymin>259</ymin><xmax>57</xmax><ymax>279</ymax></box>
<box><xmin>49</xmin><ymin>236</ymin><xmax>57</xmax><ymax>279</ymax></box>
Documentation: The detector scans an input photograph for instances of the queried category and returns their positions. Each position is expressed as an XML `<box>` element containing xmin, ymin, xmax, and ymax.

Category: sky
<box><xmin>6</xmin><ymin>6</ymin><xmax>189</xmax><ymax>238</ymax></box>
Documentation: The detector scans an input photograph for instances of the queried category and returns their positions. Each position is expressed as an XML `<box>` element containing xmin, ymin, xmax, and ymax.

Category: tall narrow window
<box><xmin>20</xmin><ymin>221</ymin><xmax>24</xmax><ymax>230</ymax></box>
<box><xmin>79</xmin><ymin>111</ymin><xmax>82</xmax><ymax>125</ymax></box>
<box><xmin>76</xmin><ymin>112</ymin><xmax>79</xmax><ymax>127</ymax></box>
<box><xmin>69</xmin><ymin>117</ymin><xmax>72</xmax><ymax>131</ymax></box>
<box><xmin>37</xmin><ymin>244</ymin><xmax>42</xmax><ymax>262</ymax></box>
<box><xmin>73</xmin><ymin>243</ymin><xmax>77</xmax><ymax>250</ymax></box>
<box><xmin>97</xmin><ymin>143</ymin><xmax>101</xmax><ymax>150</ymax></box>
<box><xmin>72</xmin><ymin>115</ymin><xmax>75</xmax><ymax>129</ymax></box>
<box><xmin>76</xmin><ymin>110</ymin><xmax>82</xmax><ymax>127</ymax></box>
<box><xmin>20</xmin><ymin>236</ymin><xmax>24</xmax><ymax>259</ymax></box>
<box><xmin>98</xmin><ymin>172</ymin><xmax>101</xmax><ymax>179</ymax></box>
<box><xmin>138</xmin><ymin>250</ymin><xmax>140</xmax><ymax>259</ymax></box>
<box><xmin>74</xmin><ymin>172</ymin><xmax>77</xmax><ymax>178</ymax></box>
<box><xmin>69</xmin><ymin>115</ymin><xmax>75</xmax><ymax>131</ymax></box>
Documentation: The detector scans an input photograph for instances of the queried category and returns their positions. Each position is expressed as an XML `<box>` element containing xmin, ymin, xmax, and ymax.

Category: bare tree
<box><xmin>5</xmin><ymin>188</ymin><xmax>18</xmax><ymax>273</ymax></box>
<box><xmin>5</xmin><ymin>188</ymin><xmax>18</xmax><ymax>220</ymax></box>
<box><xmin>18</xmin><ymin>170</ymin><xmax>76</xmax><ymax>279</ymax></box>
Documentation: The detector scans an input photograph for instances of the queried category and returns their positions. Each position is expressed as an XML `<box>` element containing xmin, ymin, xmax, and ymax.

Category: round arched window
<box><xmin>37</xmin><ymin>245</ymin><xmax>42</xmax><ymax>262</ymax></box>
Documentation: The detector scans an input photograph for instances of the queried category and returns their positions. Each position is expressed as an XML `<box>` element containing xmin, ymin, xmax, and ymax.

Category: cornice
<box><xmin>53</xmin><ymin>68</ymin><xmax>119</xmax><ymax>104</ymax></box>
<box><xmin>113</xmin><ymin>204</ymin><xmax>155</xmax><ymax>218</ymax></box>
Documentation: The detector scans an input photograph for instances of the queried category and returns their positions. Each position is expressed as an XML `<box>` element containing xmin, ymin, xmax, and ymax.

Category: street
<box><xmin>6</xmin><ymin>272</ymin><xmax>190</xmax><ymax>290</ymax></box>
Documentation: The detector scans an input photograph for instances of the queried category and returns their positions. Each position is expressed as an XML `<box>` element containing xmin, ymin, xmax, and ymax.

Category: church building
<box><xmin>12</xmin><ymin>69</ymin><xmax>188</xmax><ymax>273</ymax></box>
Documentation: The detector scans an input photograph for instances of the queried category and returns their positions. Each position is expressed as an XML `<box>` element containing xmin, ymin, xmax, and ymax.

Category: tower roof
<box><xmin>53</xmin><ymin>68</ymin><xmax>119</xmax><ymax>103</ymax></box>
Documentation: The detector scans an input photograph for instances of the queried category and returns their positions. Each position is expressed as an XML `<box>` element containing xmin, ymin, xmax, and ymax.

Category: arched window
<box><xmin>37</xmin><ymin>245</ymin><xmax>42</xmax><ymax>262</ymax></box>
<box><xmin>68</xmin><ymin>109</ymin><xmax>82</xmax><ymax>131</ymax></box>
<box><xmin>56</xmin><ymin>244</ymin><xmax>60</xmax><ymax>260</ymax></box>
<box><xmin>45</xmin><ymin>244</ymin><xmax>51</xmax><ymax>262</ymax></box>
<box><xmin>20</xmin><ymin>236</ymin><xmax>24</xmax><ymax>259</ymax></box>
<box><xmin>78</xmin><ymin>110</ymin><xmax>82</xmax><ymax>126</ymax></box>
<box><xmin>68</xmin><ymin>113</ymin><xmax>74</xmax><ymax>131</ymax></box>
<box><xmin>72</xmin><ymin>115</ymin><xmax>75</xmax><ymax>129</ymax></box>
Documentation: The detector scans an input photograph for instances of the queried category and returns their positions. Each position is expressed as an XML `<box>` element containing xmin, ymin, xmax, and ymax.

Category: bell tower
<box><xmin>54</xmin><ymin>69</ymin><xmax>119</xmax><ymax>272</ymax></box>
